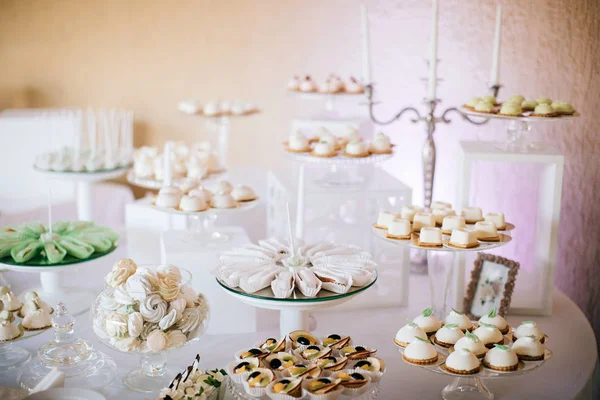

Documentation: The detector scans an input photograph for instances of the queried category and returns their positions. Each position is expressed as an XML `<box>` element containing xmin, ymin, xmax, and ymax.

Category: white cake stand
<box><xmin>0</xmin><ymin>246</ymin><xmax>117</xmax><ymax>316</ymax></box>
<box><xmin>217</xmin><ymin>274</ymin><xmax>377</xmax><ymax>338</ymax></box>
<box><xmin>126</xmin><ymin>169</ymin><xmax>226</xmax><ymax>191</ymax></box>
<box><xmin>33</xmin><ymin>166</ymin><xmax>130</xmax><ymax>221</ymax></box>
<box><xmin>459</xmin><ymin>107</ymin><xmax>580</xmax><ymax>153</ymax></box>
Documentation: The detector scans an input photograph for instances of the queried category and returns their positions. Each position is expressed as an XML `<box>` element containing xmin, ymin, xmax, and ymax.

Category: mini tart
<box><xmin>402</xmin><ymin>338</ymin><xmax>439</xmax><ymax>365</ymax></box>
<box><xmin>483</xmin><ymin>345</ymin><xmax>519</xmax><ymax>371</ymax></box>
<box><xmin>0</xmin><ymin>321</ymin><xmax>23</xmax><ymax>342</ymax></box>
<box><xmin>304</xmin><ymin>377</ymin><xmax>342</xmax><ymax>395</ymax></box>
<box><xmin>310</xmin><ymin>149</ymin><xmax>337</xmax><ymax>158</ymax></box>
<box><xmin>454</xmin><ymin>333</ymin><xmax>487</xmax><ymax>358</ymax></box>
<box><xmin>512</xmin><ymin>336</ymin><xmax>545</xmax><ymax>361</ymax></box>
<box><xmin>498</xmin><ymin>102</ymin><xmax>523</xmax><ymax>117</ymax></box>
<box><xmin>434</xmin><ymin>325</ymin><xmax>465</xmax><ymax>348</ymax></box>
<box><xmin>285</xmin><ymin>363</ymin><xmax>321</xmax><ymax>379</ymax></box>
<box><xmin>531</xmin><ymin>103</ymin><xmax>557</xmax><ymax>117</ymax></box>
<box><xmin>447</xmin><ymin>229</ymin><xmax>479</xmax><ymax>249</ymax></box>
<box><xmin>473</xmin><ymin>324</ymin><xmax>504</xmax><ymax>348</ymax></box>
<box><xmin>284</xmin><ymin>142</ymin><xmax>311</xmax><ymax>153</ymax></box>
<box><xmin>238</xmin><ymin>347</ymin><xmax>270</xmax><ymax>360</ymax></box>
<box><xmin>265</xmin><ymin>352</ymin><xmax>298</xmax><ymax>372</ymax></box>
<box><xmin>394</xmin><ymin>322</ymin><xmax>427</xmax><ymax>348</ymax></box>
<box><xmin>521</xmin><ymin>99</ymin><xmax>538</xmax><ymax>111</ymax></box>
<box><xmin>444</xmin><ymin>309</ymin><xmax>473</xmax><ymax>332</ymax></box>
<box><xmin>551</xmin><ymin>101</ymin><xmax>576</xmax><ymax>115</ymax></box>
<box><xmin>322</xmin><ymin>334</ymin><xmax>351</xmax><ymax>349</ymax></box>
<box><xmin>375</xmin><ymin>211</ymin><xmax>396</xmax><ymax>230</ymax></box>
<box><xmin>474</xmin><ymin>221</ymin><xmax>500</xmax><ymax>242</ymax></box>
<box><xmin>461</xmin><ymin>207</ymin><xmax>484</xmax><ymax>224</ymax></box>
<box><xmin>343</xmin><ymin>150</ymin><xmax>370</xmax><ymax>158</ymax></box>
<box><xmin>444</xmin><ymin>348</ymin><xmax>481</xmax><ymax>375</ymax></box>
<box><xmin>484</xmin><ymin>213</ymin><xmax>506</xmax><ymax>230</ymax></box>
<box><xmin>289</xmin><ymin>330</ymin><xmax>319</xmax><ymax>349</ymax></box>
<box><xmin>22</xmin><ymin>310</ymin><xmax>52</xmax><ymax>331</ymax></box>
<box><xmin>297</xmin><ymin>345</ymin><xmax>332</xmax><ymax>361</ymax></box>
<box><xmin>513</xmin><ymin>321</ymin><xmax>545</xmax><ymax>342</ymax></box>
<box><xmin>386</xmin><ymin>219</ymin><xmax>412</xmax><ymax>240</ymax></box>
<box><xmin>478</xmin><ymin>309</ymin><xmax>509</xmax><ymax>335</ymax></box>
<box><xmin>413</xmin><ymin>308</ymin><xmax>442</xmax><ymax>334</ymax></box>
<box><xmin>244</xmin><ymin>368</ymin><xmax>275</xmax><ymax>395</ymax></box>
<box><xmin>231</xmin><ymin>357</ymin><xmax>260</xmax><ymax>374</ymax></box>
<box><xmin>417</xmin><ymin>227</ymin><xmax>443</xmax><ymax>247</ymax></box>
<box><xmin>268</xmin><ymin>378</ymin><xmax>303</xmax><ymax>398</ymax></box>
<box><xmin>259</xmin><ymin>337</ymin><xmax>286</xmax><ymax>353</ymax></box>
<box><xmin>335</xmin><ymin>370</ymin><xmax>370</xmax><ymax>392</ymax></box>
<box><xmin>352</xmin><ymin>357</ymin><xmax>385</xmax><ymax>373</ymax></box>
<box><xmin>317</xmin><ymin>356</ymin><xmax>348</xmax><ymax>372</ymax></box>
<box><xmin>463</xmin><ymin>97</ymin><xmax>482</xmax><ymax>110</ymax></box>
<box><xmin>474</xmin><ymin>101</ymin><xmax>496</xmax><ymax>114</ymax></box>
<box><xmin>339</xmin><ymin>345</ymin><xmax>376</xmax><ymax>360</ymax></box>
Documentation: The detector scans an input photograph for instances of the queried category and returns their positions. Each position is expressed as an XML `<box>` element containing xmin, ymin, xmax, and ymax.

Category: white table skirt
<box><xmin>0</xmin><ymin>234</ymin><xmax>597</xmax><ymax>400</ymax></box>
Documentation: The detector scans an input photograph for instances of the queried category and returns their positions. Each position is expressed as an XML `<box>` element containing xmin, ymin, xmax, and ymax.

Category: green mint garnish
<box><xmin>203</xmin><ymin>376</ymin><xmax>222</xmax><ymax>388</ymax></box>
<box><xmin>407</xmin><ymin>321</ymin><xmax>418</xmax><ymax>328</ymax></box>
<box><xmin>480</xmin><ymin>322</ymin><xmax>497</xmax><ymax>329</ymax></box>
<box><xmin>522</xmin><ymin>321</ymin><xmax>534</xmax><ymax>325</ymax></box>
<box><xmin>494</xmin><ymin>344</ymin><xmax>510</xmax><ymax>351</ymax></box>
<box><xmin>451</xmin><ymin>308</ymin><xmax>464</xmax><ymax>315</ymax></box>
<box><xmin>487</xmin><ymin>307</ymin><xmax>497</xmax><ymax>318</ymax></box>
<box><xmin>445</xmin><ymin>324</ymin><xmax>459</xmax><ymax>329</ymax></box>
<box><xmin>526</xmin><ymin>335</ymin><xmax>537</xmax><ymax>340</ymax></box>
<box><xmin>422</xmin><ymin>308</ymin><xmax>433</xmax><ymax>317</ymax></box>
<box><xmin>465</xmin><ymin>332</ymin><xmax>479</xmax><ymax>341</ymax></box>
<box><xmin>414</xmin><ymin>336</ymin><xmax>431</xmax><ymax>344</ymax></box>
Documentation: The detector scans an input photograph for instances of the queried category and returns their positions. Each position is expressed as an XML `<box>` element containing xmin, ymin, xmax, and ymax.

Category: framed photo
<box><xmin>464</xmin><ymin>253</ymin><xmax>520</xmax><ymax>319</ymax></box>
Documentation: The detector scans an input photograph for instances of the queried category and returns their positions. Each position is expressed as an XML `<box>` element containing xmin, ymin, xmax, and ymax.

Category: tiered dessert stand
<box><xmin>34</xmin><ymin>165</ymin><xmax>130</xmax><ymax>221</ymax></box>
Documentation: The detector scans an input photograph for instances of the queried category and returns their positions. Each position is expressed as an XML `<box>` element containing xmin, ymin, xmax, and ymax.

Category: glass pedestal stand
<box><xmin>0</xmin><ymin>342</ymin><xmax>31</xmax><ymax>370</ymax></box>
<box><xmin>122</xmin><ymin>352</ymin><xmax>174</xmax><ymax>393</ymax></box>
<box><xmin>187</xmin><ymin>212</ymin><xmax>230</xmax><ymax>243</ymax></box>
<box><xmin>427</xmin><ymin>250</ymin><xmax>457</xmax><ymax>318</ymax></box>
<box><xmin>204</xmin><ymin>116</ymin><xmax>231</xmax><ymax>170</ymax></box>
<box><xmin>441</xmin><ymin>377</ymin><xmax>493</xmax><ymax>400</ymax></box>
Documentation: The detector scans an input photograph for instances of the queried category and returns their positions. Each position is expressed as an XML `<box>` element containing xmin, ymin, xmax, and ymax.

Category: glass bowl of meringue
<box><xmin>91</xmin><ymin>258</ymin><xmax>210</xmax><ymax>393</ymax></box>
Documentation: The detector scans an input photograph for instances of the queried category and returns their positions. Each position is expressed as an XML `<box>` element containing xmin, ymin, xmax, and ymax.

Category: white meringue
<box><xmin>168</xmin><ymin>298</ymin><xmax>187</xmax><ymax>320</ymax></box>
<box><xmin>128</xmin><ymin>312</ymin><xmax>144</xmax><ymax>338</ymax></box>
<box><xmin>147</xmin><ymin>330</ymin><xmax>168</xmax><ymax>352</ymax></box>
<box><xmin>105</xmin><ymin>313</ymin><xmax>128</xmax><ymax>338</ymax></box>
<box><xmin>114</xmin><ymin>287</ymin><xmax>136</xmax><ymax>305</ymax></box>
<box><xmin>159</xmin><ymin>309</ymin><xmax>178</xmax><ymax>330</ymax></box>
<box><xmin>167</xmin><ymin>329</ymin><xmax>188</xmax><ymax>349</ymax></box>
<box><xmin>140</xmin><ymin>294</ymin><xmax>168</xmax><ymax>323</ymax></box>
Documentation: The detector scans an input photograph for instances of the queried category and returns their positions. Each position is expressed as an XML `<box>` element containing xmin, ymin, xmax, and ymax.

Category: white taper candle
<box><xmin>360</xmin><ymin>3</ymin><xmax>372</xmax><ymax>83</ymax></box>
<box><xmin>164</xmin><ymin>141</ymin><xmax>173</xmax><ymax>186</ymax></box>
<box><xmin>490</xmin><ymin>3</ymin><xmax>502</xmax><ymax>86</ymax></box>
<box><xmin>427</xmin><ymin>0</ymin><xmax>439</xmax><ymax>100</ymax></box>
<box><xmin>286</xmin><ymin>202</ymin><xmax>295</xmax><ymax>257</ymax></box>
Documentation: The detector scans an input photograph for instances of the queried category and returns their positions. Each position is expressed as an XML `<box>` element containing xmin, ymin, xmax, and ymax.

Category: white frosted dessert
<box><xmin>386</xmin><ymin>219</ymin><xmax>411</xmax><ymax>239</ymax></box>
<box><xmin>212</xmin><ymin>194</ymin><xmax>237</xmax><ymax>209</ymax></box>
<box><xmin>345</xmin><ymin>139</ymin><xmax>369</xmax><ymax>157</ymax></box>
<box><xmin>461</xmin><ymin>207</ymin><xmax>484</xmax><ymax>223</ymax></box>
<box><xmin>232</xmin><ymin>185</ymin><xmax>257</xmax><ymax>202</ymax></box>
<box><xmin>418</xmin><ymin>227</ymin><xmax>443</xmax><ymax>247</ymax></box>
<box><xmin>1</xmin><ymin>292</ymin><xmax>22</xmax><ymax>312</ymax></box>
<box><xmin>434</xmin><ymin>324</ymin><xmax>465</xmax><ymax>347</ymax></box>
<box><xmin>432</xmin><ymin>208</ymin><xmax>455</xmax><ymax>225</ymax></box>
<box><xmin>179</xmin><ymin>195</ymin><xmax>208</xmax><ymax>212</ymax></box>
<box><xmin>444</xmin><ymin>308</ymin><xmax>473</xmax><ymax>331</ymax></box>
<box><xmin>413</xmin><ymin>308</ymin><xmax>441</xmax><ymax>334</ymax></box>
<box><xmin>445</xmin><ymin>348</ymin><xmax>481</xmax><ymax>374</ymax></box>
<box><xmin>484</xmin><ymin>213</ymin><xmax>506</xmax><ymax>230</ymax></box>
<box><xmin>448</xmin><ymin>229</ymin><xmax>479</xmax><ymax>248</ymax></box>
<box><xmin>441</xmin><ymin>216</ymin><xmax>466</xmax><ymax>234</ymax></box>
<box><xmin>394</xmin><ymin>321</ymin><xmax>427</xmax><ymax>347</ymax></box>
<box><xmin>369</xmin><ymin>132</ymin><xmax>393</xmax><ymax>154</ymax></box>
<box><xmin>287</xmin><ymin>76</ymin><xmax>300</xmax><ymax>90</ymax></box>
<box><xmin>375</xmin><ymin>211</ymin><xmax>396</xmax><ymax>229</ymax></box>
<box><xmin>473</xmin><ymin>323</ymin><xmax>504</xmax><ymax>347</ymax></box>
<box><xmin>478</xmin><ymin>308</ymin><xmax>509</xmax><ymax>334</ymax></box>
<box><xmin>430</xmin><ymin>201</ymin><xmax>452</xmax><ymax>210</ymax></box>
<box><xmin>512</xmin><ymin>336</ymin><xmax>545</xmax><ymax>361</ymax></box>
<box><xmin>188</xmin><ymin>187</ymin><xmax>212</xmax><ymax>205</ymax></box>
<box><xmin>156</xmin><ymin>187</ymin><xmax>182</xmax><ymax>208</ymax></box>
<box><xmin>513</xmin><ymin>321</ymin><xmax>545</xmax><ymax>342</ymax></box>
<box><xmin>23</xmin><ymin>308</ymin><xmax>52</xmax><ymax>330</ymax></box>
<box><xmin>400</xmin><ymin>205</ymin><xmax>423</xmax><ymax>222</ymax></box>
<box><xmin>20</xmin><ymin>292</ymin><xmax>52</xmax><ymax>317</ymax></box>
<box><xmin>206</xmin><ymin>180</ymin><xmax>233</xmax><ymax>195</ymax></box>
<box><xmin>412</xmin><ymin>213</ymin><xmax>436</xmax><ymax>231</ymax></box>
<box><xmin>402</xmin><ymin>337</ymin><xmax>438</xmax><ymax>365</ymax></box>
<box><xmin>474</xmin><ymin>221</ymin><xmax>500</xmax><ymax>241</ymax></box>
<box><xmin>454</xmin><ymin>332</ymin><xmax>487</xmax><ymax>358</ymax></box>
<box><xmin>299</xmin><ymin>76</ymin><xmax>316</xmax><ymax>92</ymax></box>
<box><xmin>344</xmin><ymin>76</ymin><xmax>364</xmax><ymax>93</ymax></box>
<box><xmin>0</xmin><ymin>317</ymin><xmax>21</xmax><ymax>341</ymax></box>
<box><xmin>312</xmin><ymin>141</ymin><xmax>336</xmax><ymax>157</ymax></box>
<box><xmin>287</xmin><ymin>131</ymin><xmax>310</xmax><ymax>152</ymax></box>
<box><xmin>483</xmin><ymin>344</ymin><xmax>518</xmax><ymax>371</ymax></box>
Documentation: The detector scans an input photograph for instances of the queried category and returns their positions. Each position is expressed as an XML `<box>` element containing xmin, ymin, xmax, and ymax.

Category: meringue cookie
<box><xmin>99</xmin><ymin>293</ymin><xmax>121</xmax><ymax>311</ymax></box>
<box><xmin>147</xmin><ymin>330</ymin><xmax>168</xmax><ymax>352</ymax></box>
<box><xmin>159</xmin><ymin>309</ymin><xmax>178</xmax><ymax>330</ymax></box>
<box><xmin>113</xmin><ymin>336</ymin><xmax>140</xmax><ymax>352</ymax></box>
<box><xmin>211</xmin><ymin>193</ymin><xmax>237</xmax><ymax>209</ymax></box>
<box><xmin>156</xmin><ymin>186</ymin><xmax>182</xmax><ymax>208</ymax></box>
<box><xmin>287</xmin><ymin>76</ymin><xmax>300</xmax><ymax>90</ymax></box>
<box><xmin>231</xmin><ymin>185</ymin><xmax>257</xmax><ymax>202</ymax></box>
<box><xmin>125</xmin><ymin>273</ymin><xmax>154</xmax><ymax>302</ymax></box>
<box><xmin>140</xmin><ymin>323</ymin><xmax>158</xmax><ymax>340</ymax></box>
<box><xmin>1</xmin><ymin>292</ymin><xmax>21</xmax><ymax>311</ymax></box>
<box><xmin>168</xmin><ymin>298</ymin><xmax>187</xmax><ymax>320</ymax></box>
<box><xmin>177</xmin><ymin>307</ymin><xmax>202</xmax><ymax>335</ymax></box>
<box><xmin>180</xmin><ymin>285</ymin><xmax>198</xmax><ymax>308</ymax></box>
<box><xmin>188</xmin><ymin>187</ymin><xmax>213</xmax><ymax>205</ymax></box>
<box><xmin>206</xmin><ymin>180</ymin><xmax>233</xmax><ymax>195</ymax></box>
<box><xmin>128</xmin><ymin>312</ymin><xmax>144</xmax><ymax>338</ymax></box>
<box><xmin>113</xmin><ymin>258</ymin><xmax>137</xmax><ymax>274</ymax></box>
<box><xmin>105</xmin><ymin>313</ymin><xmax>128</xmax><ymax>337</ymax></box>
<box><xmin>140</xmin><ymin>294</ymin><xmax>168</xmax><ymax>323</ymax></box>
<box><xmin>114</xmin><ymin>287</ymin><xmax>136</xmax><ymax>305</ymax></box>
<box><xmin>167</xmin><ymin>329</ymin><xmax>188</xmax><ymax>349</ymax></box>
<box><xmin>157</xmin><ymin>276</ymin><xmax>181</xmax><ymax>302</ymax></box>
<box><xmin>179</xmin><ymin>195</ymin><xmax>208</xmax><ymax>212</ymax></box>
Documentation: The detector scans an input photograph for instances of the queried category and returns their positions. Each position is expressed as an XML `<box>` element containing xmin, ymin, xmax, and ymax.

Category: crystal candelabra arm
<box><xmin>365</xmin><ymin>84</ymin><xmax>423</xmax><ymax>125</ymax></box>
<box><xmin>440</xmin><ymin>107</ymin><xmax>490</xmax><ymax>126</ymax></box>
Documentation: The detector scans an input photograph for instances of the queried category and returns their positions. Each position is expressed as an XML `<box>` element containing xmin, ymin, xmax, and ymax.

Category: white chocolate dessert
<box><xmin>287</xmin><ymin>131</ymin><xmax>310</xmax><ymax>152</ymax></box>
<box><xmin>211</xmin><ymin>193</ymin><xmax>237</xmax><ymax>209</ymax></box>
<box><xmin>512</xmin><ymin>336</ymin><xmax>545</xmax><ymax>361</ymax></box>
<box><xmin>551</xmin><ymin>101</ymin><xmax>575</xmax><ymax>115</ymax></box>
<box><xmin>394</xmin><ymin>321</ymin><xmax>427</xmax><ymax>347</ymax></box>
<box><xmin>513</xmin><ymin>321</ymin><xmax>545</xmax><ymax>342</ymax></box>
<box><xmin>465</xmin><ymin>97</ymin><xmax>481</xmax><ymax>109</ymax></box>
<box><xmin>461</xmin><ymin>207</ymin><xmax>484</xmax><ymax>223</ymax></box>
<box><xmin>430</xmin><ymin>201</ymin><xmax>452</xmax><ymax>210</ymax></box>
<box><xmin>485</xmin><ymin>213</ymin><xmax>506</xmax><ymax>230</ymax></box>
<box><xmin>441</xmin><ymin>216</ymin><xmax>466</xmax><ymax>234</ymax></box>
<box><xmin>206</xmin><ymin>180</ymin><xmax>233</xmax><ymax>195</ymax></box>
<box><xmin>434</xmin><ymin>324</ymin><xmax>465</xmax><ymax>347</ymax></box>
<box><xmin>298</xmin><ymin>76</ymin><xmax>316</xmax><ymax>92</ymax></box>
<box><xmin>445</xmin><ymin>348</ymin><xmax>481</xmax><ymax>375</ymax></box>
<box><xmin>418</xmin><ymin>227</ymin><xmax>443</xmax><ymax>247</ymax></box>
<box><xmin>473</xmin><ymin>323</ymin><xmax>504</xmax><ymax>347</ymax></box>
<box><xmin>444</xmin><ymin>308</ymin><xmax>473</xmax><ymax>332</ymax></box>
<box><xmin>483</xmin><ymin>344</ymin><xmax>519</xmax><ymax>371</ymax></box>
<box><xmin>448</xmin><ymin>229</ymin><xmax>479</xmax><ymax>248</ymax></box>
<box><xmin>474</xmin><ymin>221</ymin><xmax>500</xmax><ymax>241</ymax></box>
<box><xmin>232</xmin><ymin>185</ymin><xmax>257</xmax><ymax>202</ymax></box>
<box><xmin>311</xmin><ymin>141</ymin><xmax>336</xmax><ymax>157</ymax></box>
<box><xmin>413</xmin><ymin>212</ymin><xmax>436</xmax><ymax>232</ymax></box>
<box><xmin>386</xmin><ymin>219</ymin><xmax>412</xmax><ymax>240</ymax></box>
<box><xmin>344</xmin><ymin>139</ymin><xmax>369</xmax><ymax>157</ymax></box>
<box><xmin>400</xmin><ymin>205</ymin><xmax>424</xmax><ymax>222</ymax></box>
<box><xmin>156</xmin><ymin>186</ymin><xmax>182</xmax><ymax>208</ymax></box>
<box><xmin>20</xmin><ymin>292</ymin><xmax>52</xmax><ymax>317</ymax></box>
<box><xmin>0</xmin><ymin>315</ymin><xmax>21</xmax><ymax>342</ymax></box>
<box><xmin>432</xmin><ymin>208</ymin><xmax>455</xmax><ymax>225</ymax></box>
<box><xmin>1</xmin><ymin>291</ymin><xmax>22</xmax><ymax>312</ymax></box>
<box><xmin>375</xmin><ymin>211</ymin><xmax>396</xmax><ymax>229</ymax></box>
<box><xmin>22</xmin><ymin>308</ymin><xmax>52</xmax><ymax>330</ymax></box>
<box><xmin>402</xmin><ymin>337</ymin><xmax>438</xmax><ymax>365</ymax></box>
<box><xmin>344</xmin><ymin>76</ymin><xmax>364</xmax><ymax>93</ymax></box>
<box><xmin>499</xmin><ymin>102</ymin><xmax>522</xmax><ymax>116</ymax></box>
<box><xmin>532</xmin><ymin>103</ymin><xmax>556</xmax><ymax>117</ymax></box>
<box><xmin>454</xmin><ymin>332</ymin><xmax>487</xmax><ymax>358</ymax></box>
<box><xmin>478</xmin><ymin>308</ymin><xmax>509</xmax><ymax>334</ymax></box>
<box><xmin>179</xmin><ymin>195</ymin><xmax>208</xmax><ymax>212</ymax></box>
<box><xmin>287</xmin><ymin>76</ymin><xmax>300</xmax><ymax>91</ymax></box>
<box><xmin>508</xmin><ymin>95</ymin><xmax>525</xmax><ymax>104</ymax></box>
<box><xmin>369</xmin><ymin>132</ymin><xmax>393</xmax><ymax>154</ymax></box>
<box><xmin>474</xmin><ymin>101</ymin><xmax>495</xmax><ymax>113</ymax></box>
<box><xmin>413</xmin><ymin>308</ymin><xmax>442</xmax><ymax>335</ymax></box>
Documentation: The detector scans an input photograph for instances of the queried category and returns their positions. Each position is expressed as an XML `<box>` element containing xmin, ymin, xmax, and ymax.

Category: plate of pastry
<box><xmin>460</xmin><ymin>95</ymin><xmax>579</xmax><ymax>121</ymax></box>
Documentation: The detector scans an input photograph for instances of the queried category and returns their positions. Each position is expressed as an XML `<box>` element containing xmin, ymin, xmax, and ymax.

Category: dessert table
<box><xmin>0</xmin><ymin>230</ymin><xmax>597</xmax><ymax>400</ymax></box>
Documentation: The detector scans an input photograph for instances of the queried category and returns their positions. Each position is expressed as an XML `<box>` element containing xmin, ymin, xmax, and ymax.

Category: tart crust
<box><xmin>447</xmin><ymin>241</ymin><xmax>479</xmax><ymax>249</ymax></box>
<box><xmin>445</xmin><ymin>364</ymin><xmax>482</xmax><ymax>375</ymax></box>
<box><xmin>402</xmin><ymin>353</ymin><xmax>438</xmax><ymax>365</ymax></box>
<box><xmin>284</xmin><ymin>146</ymin><xmax>311</xmax><ymax>153</ymax></box>
<box><xmin>393</xmin><ymin>338</ymin><xmax>409</xmax><ymax>348</ymax></box>
<box><xmin>516</xmin><ymin>353</ymin><xmax>544</xmax><ymax>361</ymax></box>
<box><xmin>385</xmin><ymin>233</ymin><xmax>411</xmax><ymax>240</ymax></box>
<box><xmin>530</xmin><ymin>113</ymin><xmax>557</xmax><ymax>118</ymax></box>
<box><xmin>482</xmin><ymin>359</ymin><xmax>518</xmax><ymax>371</ymax></box>
<box><xmin>342</xmin><ymin>151</ymin><xmax>370</xmax><ymax>158</ymax></box>
<box><xmin>369</xmin><ymin>148</ymin><xmax>393</xmax><ymax>155</ymax></box>
<box><xmin>465</xmin><ymin>218</ymin><xmax>484</xmax><ymax>224</ymax></box>
<box><xmin>417</xmin><ymin>240</ymin><xmax>443</xmax><ymax>248</ymax></box>
<box><xmin>433</xmin><ymin>336</ymin><xmax>455</xmax><ymax>348</ymax></box>
<box><xmin>477</xmin><ymin>236</ymin><xmax>500</xmax><ymax>242</ymax></box>
<box><xmin>372</xmin><ymin>223</ymin><xmax>387</xmax><ymax>230</ymax></box>
<box><xmin>498</xmin><ymin>113</ymin><xmax>523</xmax><ymax>117</ymax></box>
<box><xmin>310</xmin><ymin>150</ymin><xmax>338</xmax><ymax>158</ymax></box>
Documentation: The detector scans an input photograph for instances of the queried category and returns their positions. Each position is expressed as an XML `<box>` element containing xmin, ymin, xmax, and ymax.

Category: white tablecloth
<box><xmin>0</xmin><ymin>231</ymin><xmax>597</xmax><ymax>400</ymax></box>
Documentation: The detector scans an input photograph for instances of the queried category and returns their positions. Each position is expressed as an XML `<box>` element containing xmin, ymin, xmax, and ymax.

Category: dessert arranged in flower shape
<box><xmin>216</xmin><ymin>237</ymin><xmax>377</xmax><ymax>299</ymax></box>
<box><xmin>227</xmin><ymin>330</ymin><xmax>384</xmax><ymax>399</ymax></box>
<box><xmin>154</xmin><ymin>179</ymin><xmax>258</xmax><ymax>213</ymax></box>
<box><xmin>288</xmin><ymin>74</ymin><xmax>365</xmax><ymax>94</ymax></box>
<box><xmin>462</xmin><ymin>94</ymin><xmax>577</xmax><ymax>118</ymax></box>
<box><xmin>157</xmin><ymin>354</ymin><xmax>227</xmax><ymax>400</ymax></box>
<box><xmin>284</xmin><ymin>128</ymin><xmax>394</xmax><ymax>159</ymax></box>
<box><xmin>92</xmin><ymin>259</ymin><xmax>209</xmax><ymax>353</ymax></box>
<box><xmin>0</xmin><ymin>221</ymin><xmax>119</xmax><ymax>265</ymax></box>
<box><xmin>177</xmin><ymin>99</ymin><xmax>260</xmax><ymax>117</ymax></box>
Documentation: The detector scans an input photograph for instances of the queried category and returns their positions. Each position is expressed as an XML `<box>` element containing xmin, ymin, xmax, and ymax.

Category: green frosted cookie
<box><xmin>44</xmin><ymin>241</ymin><xmax>67</xmax><ymax>264</ymax></box>
<box><xmin>75</xmin><ymin>235</ymin><xmax>114</xmax><ymax>253</ymax></box>
<box><xmin>57</xmin><ymin>237</ymin><xmax>95</xmax><ymax>259</ymax></box>
<box><xmin>10</xmin><ymin>240</ymin><xmax>44</xmax><ymax>262</ymax></box>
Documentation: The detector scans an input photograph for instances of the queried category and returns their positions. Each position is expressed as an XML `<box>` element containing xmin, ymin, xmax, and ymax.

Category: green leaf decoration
<box><xmin>522</xmin><ymin>321</ymin><xmax>535</xmax><ymax>325</ymax></box>
<box><xmin>414</xmin><ymin>336</ymin><xmax>431</xmax><ymax>344</ymax></box>
<box><xmin>526</xmin><ymin>335</ymin><xmax>537</xmax><ymax>340</ymax></box>
<box><xmin>422</xmin><ymin>307</ymin><xmax>433</xmax><ymax>317</ymax></box>
<box><xmin>493</xmin><ymin>344</ymin><xmax>510</xmax><ymax>351</ymax></box>
<box><xmin>407</xmin><ymin>321</ymin><xmax>418</xmax><ymax>328</ymax></box>
<box><xmin>487</xmin><ymin>307</ymin><xmax>497</xmax><ymax>318</ymax></box>
<box><xmin>444</xmin><ymin>324</ymin><xmax>459</xmax><ymax>329</ymax></box>
<box><xmin>465</xmin><ymin>332</ymin><xmax>479</xmax><ymax>341</ymax></box>
<box><xmin>451</xmin><ymin>308</ymin><xmax>464</xmax><ymax>315</ymax></box>
<box><xmin>480</xmin><ymin>322</ymin><xmax>497</xmax><ymax>329</ymax></box>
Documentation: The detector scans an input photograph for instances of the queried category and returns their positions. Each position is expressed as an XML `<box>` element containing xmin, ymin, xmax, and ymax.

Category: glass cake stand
<box><xmin>0</xmin><ymin>246</ymin><xmax>117</xmax><ymax>316</ymax></box>
<box><xmin>459</xmin><ymin>107</ymin><xmax>580</xmax><ymax>153</ymax></box>
<box><xmin>217</xmin><ymin>273</ymin><xmax>377</xmax><ymax>338</ymax></box>
<box><xmin>126</xmin><ymin>169</ymin><xmax>226</xmax><ymax>191</ymax></box>
<box><xmin>0</xmin><ymin>318</ymin><xmax>50</xmax><ymax>370</ymax></box>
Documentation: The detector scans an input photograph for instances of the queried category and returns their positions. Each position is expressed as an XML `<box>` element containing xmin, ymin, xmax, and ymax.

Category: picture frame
<box><xmin>464</xmin><ymin>253</ymin><xmax>520</xmax><ymax>319</ymax></box>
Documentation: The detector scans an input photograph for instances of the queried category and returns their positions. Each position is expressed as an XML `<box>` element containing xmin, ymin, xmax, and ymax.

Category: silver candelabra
<box><xmin>365</xmin><ymin>84</ymin><xmax>501</xmax><ymax>207</ymax></box>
